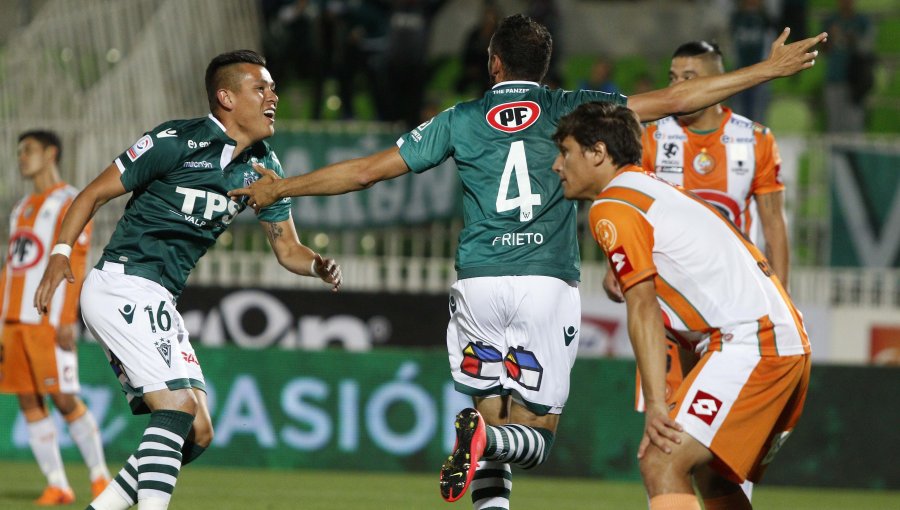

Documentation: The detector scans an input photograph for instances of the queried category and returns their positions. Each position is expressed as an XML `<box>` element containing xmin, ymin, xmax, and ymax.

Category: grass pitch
<box><xmin>0</xmin><ymin>460</ymin><xmax>896</xmax><ymax>509</ymax></box>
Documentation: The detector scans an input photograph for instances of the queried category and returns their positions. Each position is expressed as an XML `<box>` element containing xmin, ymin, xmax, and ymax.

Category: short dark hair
<box><xmin>489</xmin><ymin>14</ymin><xmax>552</xmax><ymax>82</ymax></box>
<box><xmin>18</xmin><ymin>130</ymin><xmax>62</xmax><ymax>163</ymax></box>
<box><xmin>553</xmin><ymin>102</ymin><xmax>642</xmax><ymax>167</ymax></box>
<box><xmin>205</xmin><ymin>49</ymin><xmax>267</xmax><ymax>110</ymax></box>
<box><xmin>672</xmin><ymin>40</ymin><xmax>723</xmax><ymax>61</ymax></box>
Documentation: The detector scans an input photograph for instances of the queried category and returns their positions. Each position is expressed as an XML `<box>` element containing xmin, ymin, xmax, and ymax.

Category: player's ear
<box><xmin>591</xmin><ymin>141</ymin><xmax>608</xmax><ymax>166</ymax></box>
<box><xmin>216</xmin><ymin>88</ymin><xmax>234</xmax><ymax>111</ymax></box>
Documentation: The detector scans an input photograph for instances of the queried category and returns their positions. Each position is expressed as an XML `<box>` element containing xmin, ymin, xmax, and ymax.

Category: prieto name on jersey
<box><xmin>486</xmin><ymin>101</ymin><xmax>541</xmax><ymax>133</ymax></box>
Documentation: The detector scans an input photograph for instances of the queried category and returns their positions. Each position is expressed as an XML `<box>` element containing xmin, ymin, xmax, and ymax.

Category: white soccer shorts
<box><xmin>447</xmin><ymin>275</ymin><xmax>580</xmax><ymax>415</ymax></box>
<box><xmin>80</xmin><ymin>262</ymin><xmax>204</xmax><ymax>414</ymax></box>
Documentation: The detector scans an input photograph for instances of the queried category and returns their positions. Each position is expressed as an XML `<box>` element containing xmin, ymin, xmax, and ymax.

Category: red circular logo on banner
<box><xmin>486</xmin><ymin>101</ymin><xmax>541</xmax><ymax>133</ymax></box>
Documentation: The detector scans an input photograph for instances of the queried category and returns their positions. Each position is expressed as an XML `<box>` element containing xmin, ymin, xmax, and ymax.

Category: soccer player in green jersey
<box><xmin>34</xmin><ymin>50</ymin><xmax>342</xmax><ymax>510</ymax></box>
<box><xmin>231</xmin><ymin>15</ymin><xmax>825</xmax><ymax>509</ymax></box>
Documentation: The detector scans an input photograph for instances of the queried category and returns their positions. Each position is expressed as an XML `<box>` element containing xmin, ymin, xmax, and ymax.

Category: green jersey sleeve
<box><xmin>559</xmin><ymin>90</ymin><xmax>628</xmax><ymax>115</ymax></box>
<box><xmin>116</xmin><ymin>130</ymin><xmax>183</xmax><ymax>192</ymax></box>
<box><xmin>397</xmin><ymin>107</ymin><xmax>454</xmax><ymax>174</ymax></box>
<box><xmin>256</xmin><ymin>151</ymin><xmax>292</xmax><ymax>223</ymax></box>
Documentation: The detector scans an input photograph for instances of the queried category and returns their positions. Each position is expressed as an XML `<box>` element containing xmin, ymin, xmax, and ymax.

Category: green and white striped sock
<box><xmin>470</xmin><ymin>460</ymin><xmax>512</xmax><ymax>510</ymax></box>
<box><xmin>136</xmin><ymin>410</ymin><xmax>194</xmax><ymax>508</ymax></box>
<box><xmin>483</xmin><ymin>424</ymin><xmax>555</xmax><ymax>469</ymax></box>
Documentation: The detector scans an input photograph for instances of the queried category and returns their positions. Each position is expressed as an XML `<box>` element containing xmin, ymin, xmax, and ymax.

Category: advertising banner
<box><xmin>829</xmin><ymin>145</ymin><xmax>900</xmax><ymax>267</ymax></box>
<box><xmin>0</xmin><ymin>346</ymin><xmax>896</xmax><ymax>489</ymax></box>
<box><xmin>176</xmin><ymin>286</ymin><xmax>450</xmax><ymax>350</ymax></box>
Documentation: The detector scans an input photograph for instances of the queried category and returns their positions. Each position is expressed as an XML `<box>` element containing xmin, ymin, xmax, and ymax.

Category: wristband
<box><xmin>51</xmin><ymin>243</ymin><xmax>73</xmax><ymax>258</ymax></box>
<box><xmin>310</xmin><ymin>257</ymin><xmax>319</xmax><ymax>277</ymax></box>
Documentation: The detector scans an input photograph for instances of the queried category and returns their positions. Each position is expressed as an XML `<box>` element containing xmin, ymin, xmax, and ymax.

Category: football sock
<box><xmin>649</xmin><ymin>494</ymin><xmax>702</xmax><ymax>510</ymax></box>
<box><xmin>180</xmin><ymin>440</ymin><xmax>207</xmax><ymax>465</ymax></box>
<box><xmin>470</xmin><ymin>460</ymin><xmax>512</xmax><ymax>510</ymax></box>
<box><xmin>27</xmin><ymin>416</ymin><xmax>71</xmax><ymax>489</ymax></box>
<box><xmin>703</xmin><ymin>490</ymin><xmax>752</xmax><ymax>510</ymax></box>
<box><xmin>66</xmin><ymin>408</ymin><xmax>112</xmax><ymax>482</ymax></box>
<box><xmin>483</xmin><ymin>424</ymin><xmax>555</xmax><ymax>469</ymax></box>
<box><xmin>136</xmin><ymin>410</ymin><xmax>194</xmax><ymax>509</ymax></box>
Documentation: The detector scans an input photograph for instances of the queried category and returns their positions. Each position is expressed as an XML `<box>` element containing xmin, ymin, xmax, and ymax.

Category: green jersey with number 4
<box><xmin>397</xmin><ymin>81</ymin><xmax>626</xmax><ymax>281</ymax></box>
<box><xmin>99</xmin><ymin>114</ymin><xmax>291</xmax><ymax>299</ymax></box>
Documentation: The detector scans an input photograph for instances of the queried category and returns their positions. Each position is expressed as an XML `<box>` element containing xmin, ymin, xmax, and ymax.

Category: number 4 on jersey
<box><xmin>496</xmin><ymin>141</ymin><xmax>541</xmax><ymax>221</ymax></box>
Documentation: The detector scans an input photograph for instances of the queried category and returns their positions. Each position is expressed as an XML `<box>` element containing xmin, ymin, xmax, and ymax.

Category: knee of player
<box><xmin>639</xmin><ymin>446</ymin><xmax>691</xmax><ymax>483</ymax></box>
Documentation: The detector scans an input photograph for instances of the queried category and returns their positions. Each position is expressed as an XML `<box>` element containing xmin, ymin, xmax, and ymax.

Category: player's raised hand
<box><xmin>765</xmin><ymin>27</ymin><xmax>828</xmax><ymax>78</ymax></box>
<box><xmin>637</xmin><ymin>403</ymin><xmax>683</xmax><ymax>459</ymax></box>
<box><xmin>34</xmin><ymin>253</ymin><xmax>75</xmax><ymax>315</ymax></box>
<box><xmin>228</xmin><ymin>163</ymin><xmax>281</xmax><ymax>213</ymax></box>
<box><xmin>311</xmin><ymin>253</ymin><xmax>343</xmax><ymax>292</ymax></box>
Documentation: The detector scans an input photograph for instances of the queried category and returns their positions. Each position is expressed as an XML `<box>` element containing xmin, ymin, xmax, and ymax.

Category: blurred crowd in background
<box><xmin>256</xmin><ymin>0</ymin><xmax>893</xmax><ymax>134</ymax></box>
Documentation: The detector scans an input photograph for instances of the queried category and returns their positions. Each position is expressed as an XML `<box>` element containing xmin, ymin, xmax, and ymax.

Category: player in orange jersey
<box><xmin>631</xmin><ymin>40</ymin><xmax>793</xmax><ymax>501</ymax></box>
<box><xmin>0</xmin><ymin>130</ymin><xmax>110</xmax><ymax>505</ymax></box>
<box><xmin>552</xmin><ymin>102</ymin><xmax>810</xmax><ymax>510</ymax></box>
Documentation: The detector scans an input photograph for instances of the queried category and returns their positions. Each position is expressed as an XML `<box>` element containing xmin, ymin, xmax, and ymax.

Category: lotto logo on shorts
<box><xmin>688</xmin><ymin>390</ymin><xmax>723</xmax><ymax>426</ymax></box>
<box><xmin>504</xmin><ymin>347</ymin><xmax>543</xmax><ymax>391</ymax></box>
<box><xmin>461</xmin><ymin>342</ymin><xmax>503</xmax><ymax>380</ymax></box>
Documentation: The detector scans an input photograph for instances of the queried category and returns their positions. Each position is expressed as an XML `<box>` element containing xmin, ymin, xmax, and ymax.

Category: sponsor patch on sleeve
<box><xmin>126</xmin><ymin>135</ymin><xmax>154</xmax><ymax>162</ymax></box>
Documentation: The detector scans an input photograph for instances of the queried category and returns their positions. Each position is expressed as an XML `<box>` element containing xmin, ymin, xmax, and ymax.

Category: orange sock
<box><xmin>649</xmin><ymin>494</ymin><xmax>701</xmax><ymax>510</ymax></box>
<box><xmin>704</xmin><ymin>491</ymin><xmax>752</xmax><ymax>510</ymax></box>
<box><xmin>23</xmin><ymin>407</ymin><xmax>48</xmax><ymax>422</ymax></box>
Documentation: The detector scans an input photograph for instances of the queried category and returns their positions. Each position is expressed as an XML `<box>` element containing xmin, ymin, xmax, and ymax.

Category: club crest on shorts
<box><xmin>504</xmin><ymin>347</ymin><xmax>543</xmax><ymax>391</ymax></box>
<box><xmin>155</xmin><ymin>338</ymin><xmax>173</xmax><ymax>368</ymax></box>
<box><xmin>688</xmin><ymin>389</ymin><xmax>723</xmax><ymax>425</ymax></box>
<box><xmin>461</xmin><ymin>342</ymin><xmax>503</xmax><ymax>380</ymax></box>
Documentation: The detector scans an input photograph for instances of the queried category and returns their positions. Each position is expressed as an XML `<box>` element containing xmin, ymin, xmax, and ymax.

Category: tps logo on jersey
<box><xmin>688</xmin><ymin>390</ymin><xmax>723</xmax><ymax>426</ymax></box>
<box><xmin>504</xmin><ymin>346</ymin><xmax>543</xmax><ymax>390</ymax></box>
<box><xmin>692</xmin><ymin>150</ymin><xmax>716</xmax><ymax>175</ymax></box>
<box><xmin>7</xmin><ymin>231</ymin><xmax>44</xmax><ymax>271</ymax></box>
<box><xmin>460</xmin><ymin>341</ymin><xmax>503</xmax><ymax>380</ymax></box>
<box><xmin>486</xmin><ymin>101</ymin><xmax>541</xmax><ymax>133</ymax></box>
<box><xmin>127</xmin><ymin>135</ymin><xmax>154</xmax><ymax>162</ymax></box>
<box><xmin>609</xmin><ymin>246</ymin><xmax>633</xmax><ymax>276</ymax></box>
<box><xmin>594</xmin><ymin>219</ymin><xmax>617</xmax><ymax>252</ymax></box>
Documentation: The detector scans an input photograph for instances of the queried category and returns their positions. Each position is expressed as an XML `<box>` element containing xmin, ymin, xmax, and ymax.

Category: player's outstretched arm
<box><xmin>230</xmin><ymin>147</ymin><xmax>410</xmax><ymax>212</ymax></box>
<box><xmin>34</xmin><ymin>164</ymin><xmax>127</xmax><ymax>314</ymax></box>
<box><xmin>624</xmin><ymin>279</ymin><xmax>684</xmax><ymax>458</ymax></box>
<box><xmin>628</xmin><ymin>28</ymin><xmax>828</xmax><ymax>122</ymax></box>
<box><xmin>261</xmin><ymin>216</ymin><xmax>342</xmax><ymax>291</ymax></box>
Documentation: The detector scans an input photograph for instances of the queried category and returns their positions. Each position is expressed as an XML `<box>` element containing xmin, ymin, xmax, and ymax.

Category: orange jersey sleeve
<box><xmin>750</xmin><ymin>127</ymin><xmax>784</xmax><ymax>196</ymax></box>
<box><xmin>589</xmin><ymin>195</ymin><xmax>656</xmax><ymax>292</ymax></box>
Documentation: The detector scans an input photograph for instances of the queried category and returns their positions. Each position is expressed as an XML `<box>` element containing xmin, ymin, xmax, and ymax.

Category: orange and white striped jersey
<box><xmin>641</xmin><ymin>108</ymin><xmax>782</xmax><ymax>246</ymax></box>
<box><xmin>589</xmin><ymin>166</ymin><xmax>809</xmax><ymax>357</ymax></box>
<box><xmin>0</xmin><ymin>183</ymin><xmax>91</xmax><ymax>327</ymax></box>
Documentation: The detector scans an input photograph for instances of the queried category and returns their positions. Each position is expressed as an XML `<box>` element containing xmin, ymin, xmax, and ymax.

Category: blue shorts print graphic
<box><xmin>504</xmin><ymin>347</ymin><xmax>543</xmax><ymax>391</ymax></box>
<box><xmin>460</xmin><ymin>342</ymin><xmax>503</xmax><ymax>380</ymax></box>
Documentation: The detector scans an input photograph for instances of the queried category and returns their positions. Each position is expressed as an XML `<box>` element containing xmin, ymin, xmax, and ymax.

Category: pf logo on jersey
<box><xmin>486</xmin><ymin>101</ymin><xmax>541</xmax><ymax>133</ymax></box>
<box><xmin>7</xmin><ymin>231</ymin><xmax>44</xmax><ymax>271</ymax></box>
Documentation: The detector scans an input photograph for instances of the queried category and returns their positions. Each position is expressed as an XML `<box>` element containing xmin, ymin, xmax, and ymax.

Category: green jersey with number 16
<box><xmin>397</xmin><ymin>81</ymin><xmax>626</xmax><ymax>281</ymax></box>
<box><xmin>99</xmin><ymin>114</ymin><xmax>291</xmax><ymax>299</ymax></box>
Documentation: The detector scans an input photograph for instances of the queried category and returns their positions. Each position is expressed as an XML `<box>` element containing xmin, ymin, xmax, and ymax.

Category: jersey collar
<box><xmin>492</xmin><ymin>81</ymin><xmax>540</xmax><ymax>90</ymax></box>
<box><xmin>206</xmin><ymin>113</ymin><xmax>237</xmax><ymax>144</ymax></box>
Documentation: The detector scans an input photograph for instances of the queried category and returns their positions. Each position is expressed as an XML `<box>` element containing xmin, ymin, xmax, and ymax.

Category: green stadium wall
<box><xmin>0</xmin><ymin>345</ymin><xmax>896</xmax><ymax>490</ymax></box>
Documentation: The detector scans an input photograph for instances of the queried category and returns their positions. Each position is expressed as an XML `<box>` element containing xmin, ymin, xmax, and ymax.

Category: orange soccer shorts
<box><xmin>0</xmin><ymin>323</ymin><xmax>78</xmax><ymax>395</ymax></box>
<box><xmin>670</xmin><ymin>349</ymin><xmax>811</xmax><ymax>484</ymax></box>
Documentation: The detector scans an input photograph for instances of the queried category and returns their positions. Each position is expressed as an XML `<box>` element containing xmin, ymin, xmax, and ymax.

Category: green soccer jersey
<box><xmin>99</xmin><ymin>114</ymin><xmax>291</xmax><ymax>299</ymax></box>
<box><xmin>397</xmin><ymin>81</ymin><xmax>626</xmax><ymax>281</ymax></box>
